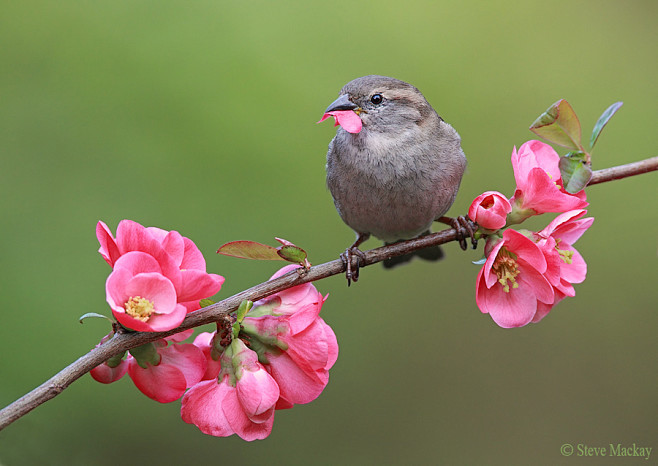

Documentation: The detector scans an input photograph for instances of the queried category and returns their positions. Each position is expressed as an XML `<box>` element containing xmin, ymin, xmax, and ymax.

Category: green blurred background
<box><xmin>1</xmin><ymin>1</ymin><xmax>656</xmax><ymax>464</ymax></box>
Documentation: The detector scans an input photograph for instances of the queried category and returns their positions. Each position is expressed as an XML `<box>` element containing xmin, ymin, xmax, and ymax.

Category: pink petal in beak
<box><xmin>318</xmin><ymin>110</ymin><xmax>362</xmax><ymax>134</ymax></box>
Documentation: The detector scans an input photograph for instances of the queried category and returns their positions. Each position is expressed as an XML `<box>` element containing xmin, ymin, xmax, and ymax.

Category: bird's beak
<box><xmin>325</xmin><ymin>94</ymin><xmax>358</xmax><ymax>113</ymax></box>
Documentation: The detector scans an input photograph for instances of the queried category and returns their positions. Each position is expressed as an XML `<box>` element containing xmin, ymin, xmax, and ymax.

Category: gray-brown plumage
<box><xmin>324</xmin><ymin>75</ymin><xmax>467</xmax><ymax>275</ymax></box>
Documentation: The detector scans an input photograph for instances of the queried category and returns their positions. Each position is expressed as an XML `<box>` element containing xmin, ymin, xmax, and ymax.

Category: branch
<box><xmin>1</xmin><ymin>156</ymin><xmax>656</xmax><ymax>431</ymax></box>
<box><xmin>588</xmin><ymin>156</ymin><xmax>658</xmax><ymax>185</ymax></box>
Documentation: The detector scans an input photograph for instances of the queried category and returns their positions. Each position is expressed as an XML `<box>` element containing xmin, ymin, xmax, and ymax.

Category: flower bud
<box><xmin>468</xmin><ymin>191</ymin><xmax>512</xmax><ymax>232</ymax></box>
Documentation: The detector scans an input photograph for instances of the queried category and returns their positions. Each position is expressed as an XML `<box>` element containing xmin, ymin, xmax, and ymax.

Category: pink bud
<box><xmin>468</xmin><ymin>191</ymin><xmax>512</xmax><ymax>231</ymax></box>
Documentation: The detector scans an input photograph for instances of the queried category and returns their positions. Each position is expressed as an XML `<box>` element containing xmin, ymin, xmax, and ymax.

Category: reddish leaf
<box><xmin>217</xmin><ymin>241</ymin><xmax>284</xmax><ymax>261</ymax></box>
<box><xmin>530</xmin><ymin>99</ymin><xmax>582</xmax><ymax>150</ymax></box>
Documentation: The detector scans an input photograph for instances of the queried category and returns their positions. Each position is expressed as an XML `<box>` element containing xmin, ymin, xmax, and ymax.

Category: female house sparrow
<box><xmin>322</xmin><ymin>75</ymin><xmax>468</xmax><ymax>283</ymax></box>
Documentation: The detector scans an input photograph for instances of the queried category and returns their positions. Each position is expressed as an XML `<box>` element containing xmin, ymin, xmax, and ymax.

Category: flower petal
<box><xmin>482</xmin><ymin>283</ymin><xmax>538</xmax><ymax>328</ymax></box>
<box><xmin>96</xmin><ymin>221</ymin><xmax>120</xmax><ymax>266</ymax></box>
<box><xmin>112</xmin><ymin>251</ymin><xmax>162</xmax><ymax>275</ymax></box>
<box><xmin>319</xmin><ymin>111</ymin><xmax>362</xmax><ymax>134</ymax></box>
<box><xmin>138</xmin><ymin>304</ymin><xmax>187</xmax><ymax>332</ymax></box>
<box><xmin>128</xmin><ymin>358</ymin><xmax>187</xmax><ymax>403</ymax></box>
<box><xmin>160</xmin><ymin>343</ymin><xmax>207</xmax><ymax>388</ymax></box>
<box><xmin>178</xmin><ymin>269</ymin><xmax>225</xmax><ymax>303</ymax></box>
<box><xmin>181</xmin><ymin>379</ymin><xmax>234</xmax><ymax>437</ymax></box>
<box><xmin>222</xmin><ymin>383</ymin><xmax>274</xmax><ymax>441</ymax></box>
<box><xmin>181</xmin><ymin>237</ymin><xmax>207</xmax><ymax>271</ymax></box>
<box><xmin>516</xmin><ymin>264</ymin><xmax>555</xmax><ymax>304</ymax></box>
<box><xmin>266</xmin><ymin>351</ymin><xmax>327</xmax><ymax>405</ymax></box>
<box><xmin>504</xmin><ymin>229</ymin><xmax>547</xmax><ymax>273</ymax></box>
<box><xmin>483</xmin><ymin>239</ymin><xmax>505</xmax><ymax>289</ymax></box>
<box><xmin>90</xmin><ymin>359</ymin><xmax>128</xmax><ymax>384</ymax></box>
<box><xmin>125</xmin><ymin>273</ymin><xmax>177</xmax><ymax>314</ymax></box>
<box><xmin>559</xmin><ymin>246</ymin><xmax>588</xmax><ymax>284</ymax></box>
<box><xmin>237</xmin><ymin>368</ymin><xmax>280</xmax><ymax>419</ymax></box>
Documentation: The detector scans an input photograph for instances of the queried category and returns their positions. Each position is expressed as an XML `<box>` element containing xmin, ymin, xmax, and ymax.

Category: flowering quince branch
<box><xmin>1</xmin><ymin>102</ymin><xmax>657</xmax><ymax>438</ymax></box>
<box><xmin>0</xmin><ymin>158</ymin><xmax>654</xmax><ymax>435</ymax></box>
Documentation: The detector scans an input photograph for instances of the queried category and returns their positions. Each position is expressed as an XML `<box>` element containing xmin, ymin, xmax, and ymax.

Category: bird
<box><xmin>321</xmin><ymin>75</ymin><xmax>470</xmax><ymax>284</ymax></box>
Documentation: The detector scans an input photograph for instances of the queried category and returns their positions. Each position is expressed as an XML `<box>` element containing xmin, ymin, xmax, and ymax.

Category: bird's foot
<box><xmin>438</xmin><ymin>216</ymin><xmax>478</xmax><ymax>251</ymax></box>
<box><xmin>340</xmin><ymin>247</ymin><xmax>367</xmax><ymax>286</ymax></box>
<box><xmin>340</xmin><ymin>233</ymin><xmax>370</xmax><ymax>286</ymax></box>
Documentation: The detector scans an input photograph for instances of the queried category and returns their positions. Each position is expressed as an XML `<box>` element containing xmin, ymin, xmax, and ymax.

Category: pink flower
<box><xmin>183</xmin><ymin>265</ymin><xmax>337</xmax><ymax>439</ymax></box>
<box><xmin>509</xmin><ymin>140</ymin><xmax>588</xmax><ymax>220</ymax></box>
<box><xmin>90</xmin><ymin>332</ymin><xmax>206</xmax><ymax>403</ymax></box>
<box><xmin>97</xmin><ymin>220</ymin><xmax>225</xmax><ymax>314</ymax></box>
<box><xmin>475</xmin><ymin>229</ymin><xmax>555</xmax><ymax>328</ymax></box>
<box><xmin>181</xmin><ymin>339</ymin><xmax>279</xmax><ymax>441</ymax></box>
<box><xmin>468</xmin><ymin>191</ymin><xmax>512</xmax><ymax>231</ymax></box>
<box><xmin>106</xmin><ymin>251</ymin><xmax>187</xmax><ymax>331</ymax></box>
<box><xmin>128</xmin><ymin>339</ymin><xmax>207</xmax><ymax>403</ymax></box>
<box><xmin>531</xmin><ymin>210</ymin><xmax>594</xmax><ymax>322</ymax></box>
<box><xmin>318</xmin><ymin>110</ymin><xmax>362</xmax><ymax>134</ymax></box>
<box><xmin>242</xmin><ymin>300</ymin><xmax>338</xmax><ymax>407</ymax></box>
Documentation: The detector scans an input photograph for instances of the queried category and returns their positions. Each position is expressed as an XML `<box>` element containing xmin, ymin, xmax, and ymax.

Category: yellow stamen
<box><xmin>125</xmin><ymin>296</ymin><xmax>155</xmax><ymax>322</ymax></box>
<box><xmin>555</xmin><ymin>239</ymin><xmax>573</xmax><ymax>264</ymax></box>
<box><xmin>558</xmin><ymin>248</ymin><xmax>573</xmax><ymax>264</ymax></box>
<box><xmin>492</xmin><ymin>248</ymin><xmax>520</xmax><ymax>293</ymax></box>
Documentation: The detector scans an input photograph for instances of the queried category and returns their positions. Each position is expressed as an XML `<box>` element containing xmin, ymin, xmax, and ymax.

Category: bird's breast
<box><xmin>326</xmin><ymin>131</ymin><xmax>463</xmax><ymax>242</ymax></box>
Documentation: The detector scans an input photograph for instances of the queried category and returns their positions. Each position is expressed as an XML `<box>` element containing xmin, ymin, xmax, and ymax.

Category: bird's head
<box><xmin>321</xmin><ymin>75</ymin><xmax>437</xmax><ymax>135</ymax></box>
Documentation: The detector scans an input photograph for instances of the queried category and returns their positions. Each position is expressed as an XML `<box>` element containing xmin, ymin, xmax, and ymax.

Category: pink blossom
<box><xmin>181</xmin><ymin>339</ymin><xmax>279</xmax><ymax>441</ymax></box>
<box><xmin>97</xmin><ymin>220</ymin><xmax>224</xmax><ymax>314</ymax></box>
<box><xmin>242</xmin><ymin>300</ymin><xmax>338</xmax><ymax>407</ymax></box>
<box><xmin>182</xmin><ymin>265</ymin><xmax>337</xmax><ymax>439</ymax></box>
<box><xmin>128</xmin><ymin>340</ymin><xmax>207</xmax><ymax>403</ymax></box>
<box><xmin>318</xmin><ymin>110</ymin><xmax>362</xmax><ymax>134</ymax></box>
<box><xmin>530</xmin><ymin>210</ymin><xmax>594</xmax><ymax>322</ymax></box>
<box><xmin>468</xmin><ymin>191</ymin><xmax>512</xmax><ymax>231</ymax></box>
<box><xmin>475</xmin><ymin>229</ymin><xmax>554</xmax><ymax>328</ymax></box>
<box><xmin>509</xmin><ymin>140</ymin><xmax>588</xmax><ymax>220</ymax></box>
<box><xmin>106</xmin><ymin>251</ymin><xmax>187</xmax><ymax>331</ymax></box>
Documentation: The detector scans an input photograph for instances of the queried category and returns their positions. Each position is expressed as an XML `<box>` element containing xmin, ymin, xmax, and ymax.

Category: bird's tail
<box><xmin>382</xmin><ymin>231</ymin><xmax>444</xmax><ymax>269</ymax></box>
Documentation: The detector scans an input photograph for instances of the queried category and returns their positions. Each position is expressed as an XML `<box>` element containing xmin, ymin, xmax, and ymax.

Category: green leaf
<box><xmin>529</xmin><ymin>99</ymin><xmax>582</xmax><ymax>150</ymax></box>
<box><xmin>199</xmin><ymin>298</ymin><xmax>215</xmax><ymax>308</ymax></box>
<box><xmin>79</xmin><ymin>312</ymin><xmax>113</xmax><ymax>324</ymax></box>
<box><xmin>232</xmin><ymin>322</ymin><xmax>241</xmax><ymax>340</ymax></box>
<box><xmin>217</xmin><ymin>240</ymin><xmax>284</xmax><ymax>261</ymax></box>
<box><xmin>559</xmin><ymin>152</ymin><xmax>593</xmax><ymax>193</ymax></box>
<box><xmin>235</xmin><ymin>300</ymin><xmax>253</xmax><ymax>323</ymax></box>
<box><xmin>277</xmin><ymin>245</ymin><xmax>308</xmax><ymax>264</ymax></box>
<box><xmin>590</xmin><ymin>101</ymin><xmax>623</xmax><ymax>150</ymax></box>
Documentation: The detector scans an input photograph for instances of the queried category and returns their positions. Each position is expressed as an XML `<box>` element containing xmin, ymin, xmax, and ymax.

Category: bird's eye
<box><xmin>370</xmin><ymin>93</ymin><xmax>383</xmax><ymax>105</ymax></box>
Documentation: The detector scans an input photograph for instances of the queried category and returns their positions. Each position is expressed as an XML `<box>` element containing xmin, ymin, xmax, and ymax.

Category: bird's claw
<box><xmin>340</xmin><ymin>247</ymin><xmax>367</xmax><ymax>286</ymax></box>
<box><xmin>440</xmin><ymin>215</ymin><xmax>478</xmax><ymax>250</ymax></box>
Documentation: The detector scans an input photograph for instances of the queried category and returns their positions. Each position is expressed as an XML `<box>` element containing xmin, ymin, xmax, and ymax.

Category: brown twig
<box><xmin>588</xmin><ymin>156</ymin><xmax>658</xmax><ymax>185</ymax></box>
<box><xmin>0</xmin><ymin>156</ymin><xmax>656</xmax><ymax>431</ymax></box>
